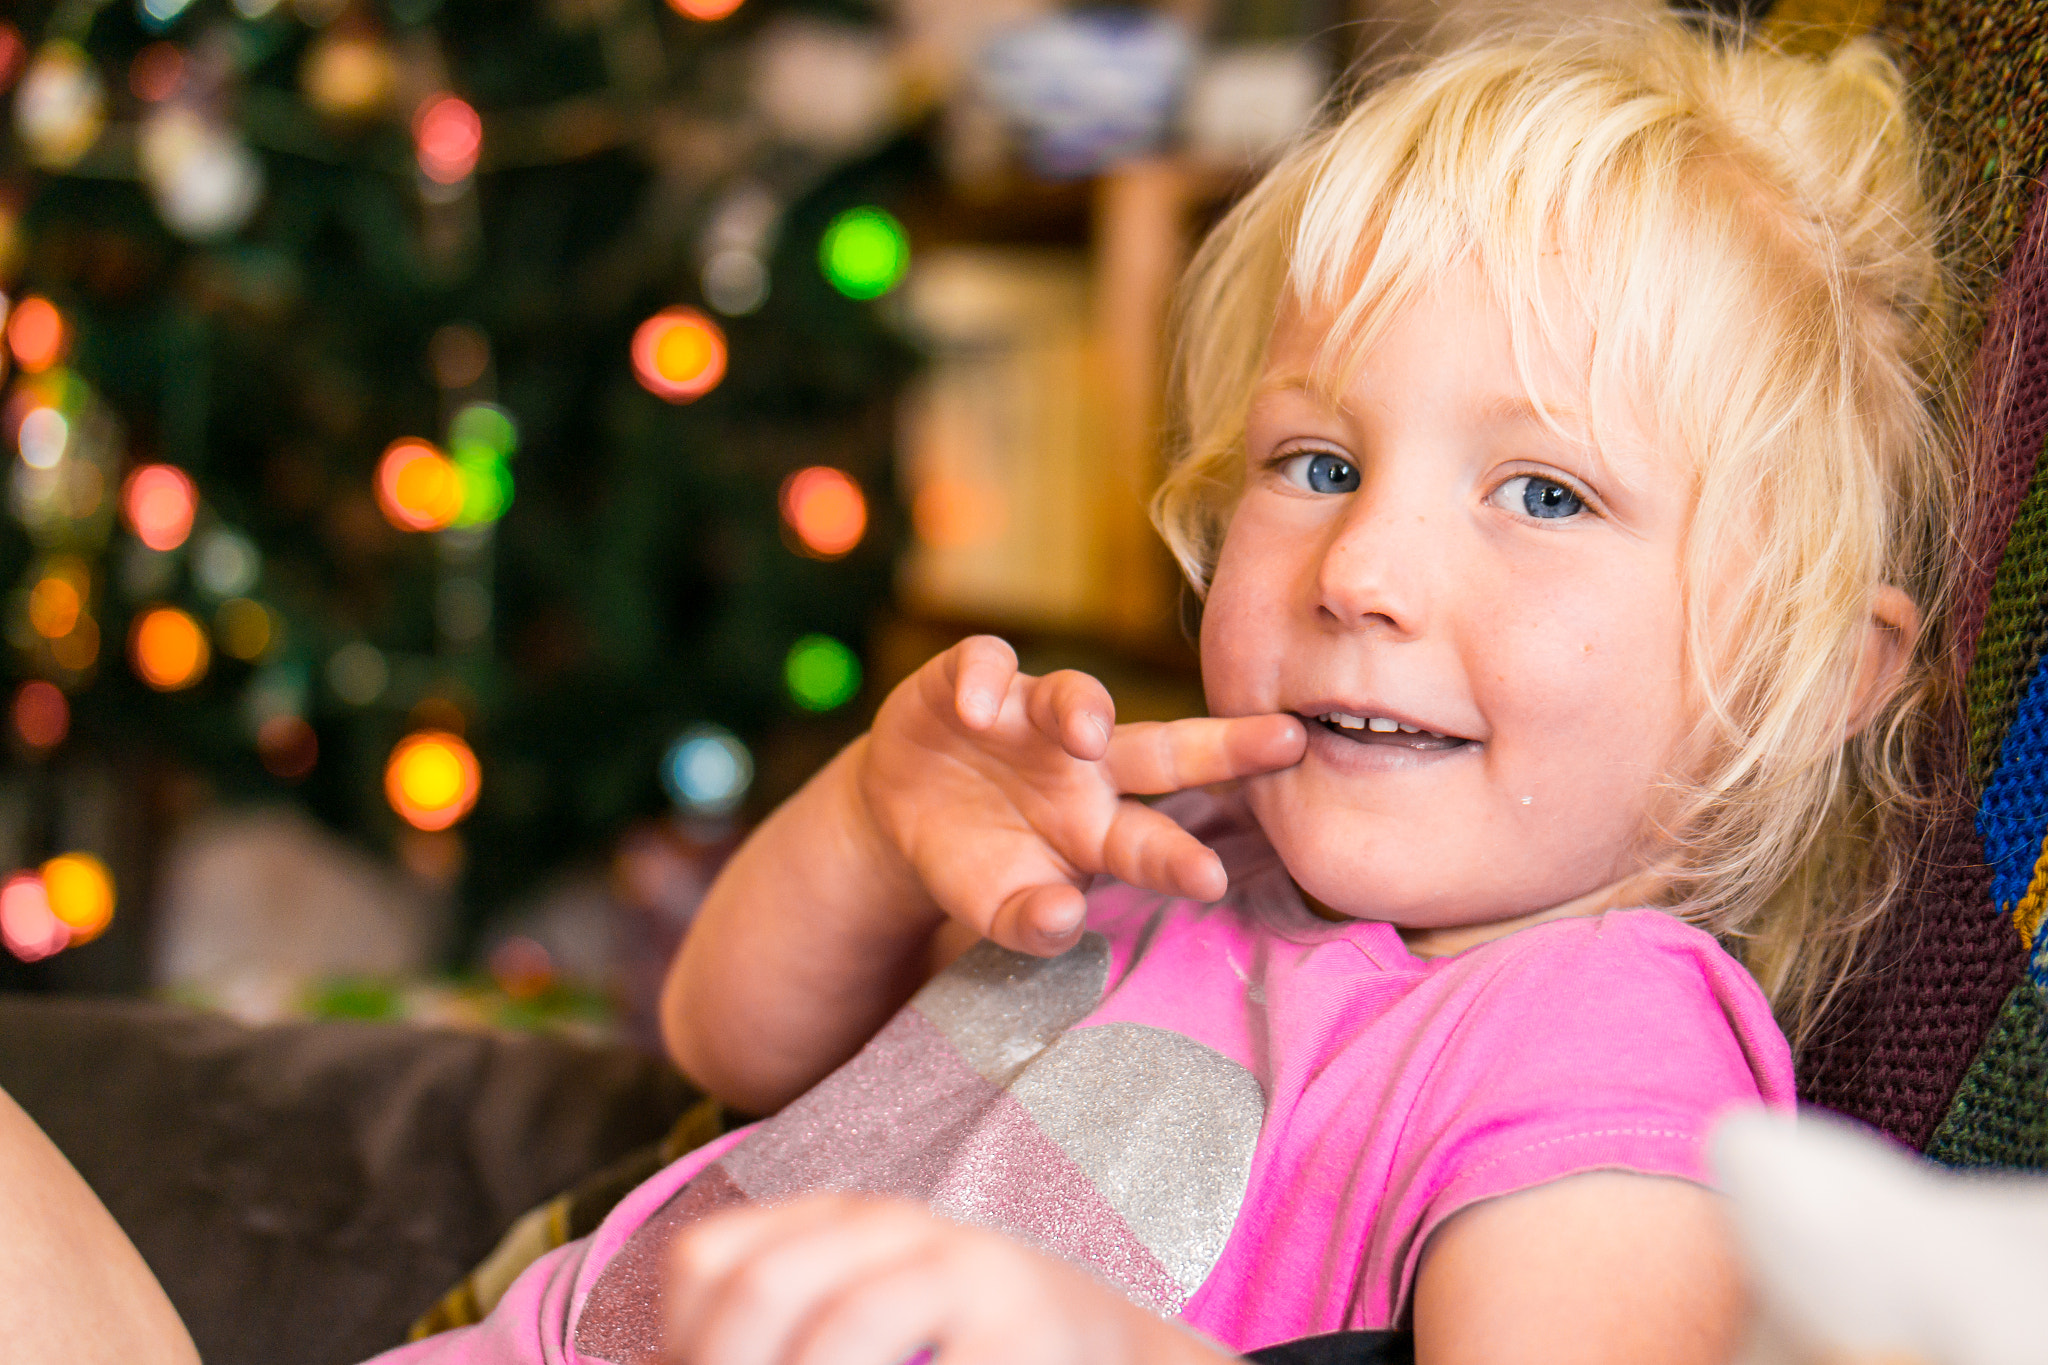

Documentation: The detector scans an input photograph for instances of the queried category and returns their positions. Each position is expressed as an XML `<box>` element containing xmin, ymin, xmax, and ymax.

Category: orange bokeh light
<box><xmin>7</xmin><ymin>297</ymin><xmax>64</xmax><ymax>373</ymax></box>
<box><xmin>666</xmin><ymin>0</ymin><xmax>744</xmax><ymax>17</ymax></box>
<box><xmin>12</xmin><ymin>680</ymin><xmax>67</xmax><ymax>749</ymax></box>
<box><xmin>375</xmin><ymin>439</ymin><xmax>463</xmax><ymax>531</ymax></box>
<box><xmin>40</xmin><ymin>852</ymin><xmax>112</xmax><ymax>944</ymax></box>
<box><xmin>415</xmin><ymin>94</ymin><xmax>482</xmax><ymax>185</ymax></box>
<box><xmin>122</xmin><ymin>464</ymin><xmax>197</xmax><ymax>551</ymax></box>
<box><xmin>27</xmin><ymin>575</ymin><xmax>80</xmax><ymax>638</ymax></box>
<box><xmin>129</xmin><ymin>605</ymin><xmax>209</xmax><ymax>691</ymax></box>
<box><xmin>385</xmin><ymin>729</ymin><xmax>481</xmax><ymax>831</ymax></box>
<box><xmin>780</xmin><ymin>466</ymin><xmax>867</xmax><ymax>559</ymax></box>
<box><xmin>630</xmin><ymin>307</ymin><xmax>727</xmax><ymax>403</ymax></box>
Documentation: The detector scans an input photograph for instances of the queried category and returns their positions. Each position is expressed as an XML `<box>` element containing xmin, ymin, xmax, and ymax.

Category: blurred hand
<box><xmin>855</xmin><ymin>636</ymin><xmax>1305</xmax><ymax>957</ymax></box>
<box><xmin>665</xmin><ymin>1194</ymin><xmax>1236</xmax><ymax>1365</ymax></box>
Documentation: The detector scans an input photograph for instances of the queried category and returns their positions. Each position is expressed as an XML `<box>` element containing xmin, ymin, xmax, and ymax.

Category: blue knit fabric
<box><xmin>1978</xmin><ymin>651</ymin><xmax>2048</xmax><ymax>914</ymax></box>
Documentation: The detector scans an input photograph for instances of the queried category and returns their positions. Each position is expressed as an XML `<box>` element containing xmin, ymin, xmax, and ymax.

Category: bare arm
<box><xmin>0</xmin><ymin>1085</ymin><xmax>201</xmax><ymax>1365</ymax></box>
<box><xmin>1412</xmin><ymin>1171</ymin><xmax>1748</xmax><ymax>1365</ymax></box>
<box><xmin>661</xmin><ymin>737</ymin><xmax>947</xmax><ymax>1115</ymax></box>
<box><xmin>662</xmin><ymin>636</ymin><xmax>1306</xmax><ymax>1116</ymax></box>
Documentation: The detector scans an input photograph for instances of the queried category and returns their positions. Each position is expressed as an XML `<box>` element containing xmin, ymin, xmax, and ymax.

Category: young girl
<box><xmin>0</xmin><ymin>16</ymin><xmax>1960</xmax><ymax>1365</ymax></box>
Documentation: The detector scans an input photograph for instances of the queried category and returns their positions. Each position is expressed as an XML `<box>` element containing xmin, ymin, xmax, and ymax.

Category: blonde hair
<box><xmin>1154</xmin><ymin>19</ymin><xmax>1964</xmax><ymax>1046</ymax></box>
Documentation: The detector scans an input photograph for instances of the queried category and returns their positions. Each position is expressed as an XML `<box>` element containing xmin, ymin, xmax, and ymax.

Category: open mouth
<box><xmin>1306</xmin><ymin>711</ymin><xmax>1471</xmax><ymax>752</ymax></box>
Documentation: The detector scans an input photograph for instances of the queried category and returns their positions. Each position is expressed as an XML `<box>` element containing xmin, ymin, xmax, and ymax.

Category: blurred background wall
<box><xmin>0</xmin><ymin>0</ymin><xmax>1702</xmax><ymax>1047</ymax></box>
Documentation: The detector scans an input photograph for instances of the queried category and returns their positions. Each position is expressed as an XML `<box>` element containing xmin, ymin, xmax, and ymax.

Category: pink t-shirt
<box><xmin>372</xmin><ymin>793</ymin><xmax>1792</xmax><ymax>1365</ymax></box>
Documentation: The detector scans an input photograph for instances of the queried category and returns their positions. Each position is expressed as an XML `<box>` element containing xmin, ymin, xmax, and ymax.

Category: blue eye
<box><xmin>1281</xmin><ymin>451</ymin><xmax>1360</xmax><ymax>495</ymax></box>
<box><xmin>1498</xmin><ymin>475</ymin><xmax>1585</xmax><ymax>520</ymax></box>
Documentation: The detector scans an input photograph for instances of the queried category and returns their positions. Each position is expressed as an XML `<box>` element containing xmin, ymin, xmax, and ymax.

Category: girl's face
<box><xmin>1202</xmin><ymin>261</ymin><xmax>1700</xmax><ymax>951</ymax></box>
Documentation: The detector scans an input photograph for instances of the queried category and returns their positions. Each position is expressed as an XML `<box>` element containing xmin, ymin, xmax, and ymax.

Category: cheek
<box><xmin>1198</xmin><ymin>512</ymin><xmax>1290</xmax><ymax>714</ymax></box>
<box><xmin>1472</xmin><ymin>568</ymin><xmax>1690</xmax><ymax>759</ymax></box>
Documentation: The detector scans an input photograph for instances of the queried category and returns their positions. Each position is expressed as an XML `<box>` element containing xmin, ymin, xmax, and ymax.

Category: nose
<box><xmin>1312</xmin><ymin>481</ymin><xmax>1431</xmax><ymax>638</ymax></box>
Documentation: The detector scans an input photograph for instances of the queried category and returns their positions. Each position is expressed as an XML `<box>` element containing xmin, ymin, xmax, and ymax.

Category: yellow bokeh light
<box><xmin>129</xmin><ymin>605</ymin><xmax>209</xmax><ymax>691</ymax></box>
<box><xmin>40</xmin><ymin>852</ymin><xmax>112</xmax><ymax>943</ymax></box>
<box><xmin>385</xmin><ymin>730</ymin><xmax>481</xmax><ymax>831</ymax></box>
<box><xmin>215</xmin><ymin>598</ymin><xmax>274</xmax><ymax>661</ymax></box>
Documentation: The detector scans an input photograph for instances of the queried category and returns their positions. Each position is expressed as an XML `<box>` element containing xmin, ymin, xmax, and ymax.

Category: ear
<box><xmin>1845</xmin><ymin>585</ymin><xmax>1921</xmax><ymax>740</ymax></box>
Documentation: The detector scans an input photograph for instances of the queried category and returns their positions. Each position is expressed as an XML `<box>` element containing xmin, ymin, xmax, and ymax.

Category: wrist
<box><xmin>828</xmin><ymin>735</ymin><xmax>944</xmax><ymax>937</ymax></box>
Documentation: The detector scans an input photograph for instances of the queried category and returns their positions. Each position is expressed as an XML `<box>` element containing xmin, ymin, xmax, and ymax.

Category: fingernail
<box><xmin>1086</xmin><ymin>714</ymin><xmax>1110</xmax><ymax>746</ymax></box>
<box><xmin>962</xmin><ymin>691</ymin><xmax>993</xmax><ymax>724</ymax></box>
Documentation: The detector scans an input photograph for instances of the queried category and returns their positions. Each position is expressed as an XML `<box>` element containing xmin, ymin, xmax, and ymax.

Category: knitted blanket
<box><xmin>1762</xmin><ymin>0</ymin><xmax>2048</xmax><ymax>1165</ymax></box>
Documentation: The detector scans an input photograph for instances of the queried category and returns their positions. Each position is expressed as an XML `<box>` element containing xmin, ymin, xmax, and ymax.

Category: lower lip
<box><xmin>1299</xmin><ymin>717</ymin><xmax>1477</xmax><ymax>774</ymax></box>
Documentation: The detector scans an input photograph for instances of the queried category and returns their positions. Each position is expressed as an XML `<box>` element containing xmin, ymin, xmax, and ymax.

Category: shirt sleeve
<box><xmin>1370</xmin><ymin>911</ymin><xmax>1794</xmax><ymax>1323</ymax></box>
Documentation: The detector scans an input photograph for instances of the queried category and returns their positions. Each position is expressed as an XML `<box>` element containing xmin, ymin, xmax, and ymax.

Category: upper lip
<box><xmin>1290</xmin><ymin>702</ymin><xmax>1473</xmax><ymax>741</ymax></box>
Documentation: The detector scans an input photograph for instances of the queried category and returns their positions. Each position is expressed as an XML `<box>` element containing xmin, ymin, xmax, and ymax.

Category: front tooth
<box><xmin>1398</xmin><ymin>723</ymin><xmax>1418</xmax><ymax>734</ymax></box>
<box><xmin>1328</xmin><ymin>713</ymin><xmax>1365</xmax><ymax>730</ymax></box>
<box><xmin>1368</xmin><ymin>717</ymin><xmax>1399</xmax><ymax>733</ymax></box>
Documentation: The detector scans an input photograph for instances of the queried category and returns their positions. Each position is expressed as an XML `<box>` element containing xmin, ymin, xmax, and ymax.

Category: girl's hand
<box><xmin>857</xmin><ymin>636</ymin><xmax>1306</xmax><ymax>957</ymax></box>
<box><xmin>664</xmin><ymin>1194</ymin><xmax>1239</xmax><ymax>1365</ymax></box>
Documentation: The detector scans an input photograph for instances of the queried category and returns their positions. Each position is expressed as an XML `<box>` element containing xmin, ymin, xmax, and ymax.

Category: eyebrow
<box><xmin>1477</xmin><ymin>393</ymin><xmax>1590</xmax><ymax>431</ymax></box>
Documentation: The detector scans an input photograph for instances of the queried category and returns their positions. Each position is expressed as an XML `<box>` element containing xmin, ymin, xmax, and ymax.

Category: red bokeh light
<box><xmin>11</xmin><ymin>681</ymin><xmax>67</xmax><ymax>750</ymax></box>
<box><xmin>779</xmin><ymin>466</ymin><xmax>867</xmax><ymax>559</ymax></box>
<box><xmin>257</xmin><ymin>714</ymin><xmax>318</xmax><ymax>781</ymax></box>
<box><xmin>129</xmin><ymin>42</ymin><xmax>185</xmax><ymax>103</ymax></box>
<box><xmin>666</xmin><ymin>0</ymin><xmax>744</xmax><ymax>18</ymax></box>
<box><xmin>7</xmin><ymin>297</ymin><xmax>64</xmax><ymax>374</ymax></box>
<box><xmin>415</xmin><ymin>95</ymin><xmax>482</xmax><ymax>185</ymax></box>
<box><xmin>374</xmin><ymin>439</ymin><xmax>463</xmax><ymax>532</ymax></box>
<box><xmin>121</xmin><ymin>463</ymin><xmax>198</xmax><ymax>551</ymax></box>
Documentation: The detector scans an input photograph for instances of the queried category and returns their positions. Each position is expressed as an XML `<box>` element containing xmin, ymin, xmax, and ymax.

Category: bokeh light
<box><xmin>215</xmin><ymin>597</ymin><xmax>274</xmax><ymax>660</ymax></box>
<box><xmin>40</xmin><ymin>852</ymin><xmax>112</xmax><ymax>944</ymax></box>
<box><xmin>129</xmin><ymin>41</ymin><xmax>184</xmax><ymax>102</ymax></box>
<box><xmin>385</xmin><ymin>729</ymin><xmax>481</xmax><ymax>831</ymax></box>
<box><xmin>0</xmin><ymin>873</ymin><xmax>65</xmax><ymax>962</ymax></box>
<box><xmin>129</xmin><ymin>605</ymin><xmax>209</xmax><ymax>690</ymax></box>
<box><xmin>630</xmin><ymin>307</ymin><xmax>727</xmax><ymax>403</ymax></box>
<box><xmin>7</xmin><ymin>297</ymin><xmax>64</xmax><ymax>372</ymax></box>
<box><xmin>328</xmin><ymin>640</ymin><xmax>388</xmax><ymax>706</ymax></box>
<box><xmin>667</xmin><ymin>0</ymin><xmax>744</xmax><ymax>17</ymax></box>
<box><xmin>12</xmin><ymin>680</ymin><xmax>67</xmax><ymax>750</ymax></box>
<box><xmin>660</xmin><ymin>724</ymin><xmax>754</xmax><ymax>816</ymax></box>
<box><xmin>784</xmin><ymin>634</ymin><xmax>861</xmax><ymax>712</ymax></box>
<box><xmin>450</xmin><ymin>402</ymin><xmax>517</xmax><ymax>458</ymax></box>
<box><xmin>415</xmin><ymin>94</ymin><xmax>481</xmax><ymax>185</ymax></box>
<box><xmin>428</xmin><ymin>322</ymin><xmax>490</xmax><ymax>389</ymax></box>
<box><xmin>18</xmin><ymin>406</ymin><xmax>66</xmax><ymax>468</ymax></box>
<box><xmin>121</xmin><ymin>463</ymin><xmax>197</xmax><ymax>551</ymax></box>
<box><xmin>28</xmin><ymin>575</ymin><xmax>81</xmax><ymax>638</ymax></box>
<box><xmin>257</xmin><ymin>713</ymin><xmax>317</xmax><ymax>780</ymax></box>
<box><xmin>780</xmin><ymin>466</ymin><xmax>867</xmax><ymax>559</ymax></box>
<box><xmin>50</xmin><ymin>615</ymin><xmax>97</xmax><ymax>672</ymax></box>
<box><xmin>488</xmin><ymin>935</ymin><xmax>554</xmax><ymax>999</ymax></box>
<box><xmin>375</xmin><ymin>439</ymin><xmax>463</xmax><ymax>531</ymax></box>
<box><xmin>820</xmin><ymin>207</ymin><xmax>910</xmax><ymax>300</ymax></box>
<box><xmin>194</xmin><ymin>528</ymin><xmax>260</xmax><ymax>597</ymax></box>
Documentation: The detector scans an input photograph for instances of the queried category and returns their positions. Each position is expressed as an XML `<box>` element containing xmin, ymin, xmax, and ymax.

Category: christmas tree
<box><xmin>0</xmin><ymin>0</ymin><xmax>924</xmax><ymax>992</ymax></box>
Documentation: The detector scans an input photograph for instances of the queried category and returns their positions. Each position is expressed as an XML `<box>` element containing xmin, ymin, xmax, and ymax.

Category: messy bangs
<box><xmin>1155</xmin><ymin>19</ymin><xmax>1962</xmax><ymax>1045</ymax></box>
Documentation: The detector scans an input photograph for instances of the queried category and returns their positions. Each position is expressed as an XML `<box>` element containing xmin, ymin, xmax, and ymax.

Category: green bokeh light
<box><xmin>784</xmin><ymin>634</ymin><xmax>862</xmax><ymax>711</ymax></box>
<box><xmin>819</xmin><ymin>207</ymin><xmax>910</xmax><ymax>301</ymax></box>
<box><xmin>453</xmin><ymin>452</ymin><xmax>514</xmax><ymax>526</ymax></box>
<box><xmin>450</xmin><ymin>402</ymin><xmax>518</xmax><ymax>459</ymax></box>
